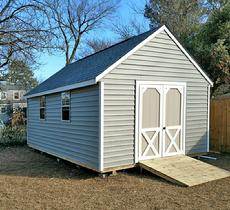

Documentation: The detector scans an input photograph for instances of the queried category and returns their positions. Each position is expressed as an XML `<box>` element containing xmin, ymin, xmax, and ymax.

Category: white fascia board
<box><xmin>26</xmin><ymin>25</ymin><xmax>213</xmax><ymax>99</ymax></box>
<box><xmin>24</xmin><ymin>79</ymin><xmax>96</xmax><ymax>99</ymax></box>
<box><xmin>95</xmin><ymin>26</ymin><xmax>166</xmax><ymax>82</ymax></box>
<box><xmin>163</xmin><ymin>27</ymin><xmax>213</xmax><ymax>86</ymax></box>
<box><xmin>95</xmin><ymin>25</ymin><xmax>213</xmax><ymax>86</ymax></box>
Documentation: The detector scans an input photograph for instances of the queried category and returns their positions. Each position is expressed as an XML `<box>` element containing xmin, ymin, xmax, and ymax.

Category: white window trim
<box><xmin>39</xmin><ymin>96</ymin><xmax>46</xmax><ymax>120</ymax></box>
<box><xmin>61</xmin><ymin>91</ymin><xmax>71</xmax><ymax>122</ymax></box>
<box><xmin>13</xmin><ymin>91</ymin><xmax>20</xmax><ymax>100</ymax></box>
<box><xmin>0</xmin><ymin>91</ymin><xmax>7</xmax><ymax>100</ymax></box>
<box><xmin>19</xmin><ymin>91</ymin><xmax>25</xmax><ymax>99</ymax></box>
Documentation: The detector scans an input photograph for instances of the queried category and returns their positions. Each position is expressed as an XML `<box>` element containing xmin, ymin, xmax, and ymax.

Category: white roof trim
<box><xmin>96</xmin><ymin>25</ymin><xmax>213</xmax><ymax>86</ymax></box>
<box><xmin>26</xmin><ymin>25</ymin><xmax>212</xmax><ymax>99</ymax></box>
<box><xmin>163</xmin><ymin>27</ymin><xmax>213</xmax><ymax>86</ymax></box>
<box><xmin>25</xmin><ymin>79</ymin><xmax>96</xmax><ymax>99</ymax></box>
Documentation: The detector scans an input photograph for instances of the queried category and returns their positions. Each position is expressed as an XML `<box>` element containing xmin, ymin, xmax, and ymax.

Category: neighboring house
<box><xmin>0</xmin><ymin>81</ymin><xmax>27</xmax><ymax>123</ymax></box>
<box><xmin>25</xmin><ymin>25</ymin><xmax>213</xmax><ymax>173</ymax></box>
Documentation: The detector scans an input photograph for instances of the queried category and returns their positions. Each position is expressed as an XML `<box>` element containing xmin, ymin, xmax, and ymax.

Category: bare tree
<box><xmin>87</xmin><ymin>38</ymin><xmax>112</xmax><ymax>53</ymax></box>
<box><xmin>112</xmin><ymin>19</ymin><xmax>147</xmax><ymax>40</ymax></box>
<box><xmin>77</xmin><ymin>37</ymin><xmax>113</xmax><ymax>58</ymax></box>
<box><xmin>112</xmin><ymin>0</ymin><xmax>149</xmax><ymax>40</ymax></box>
<box><xmin>0</xmin><ymin>0</ymin><xmax>51</xmax><ymax>72</ymax></box>
<box><xmin>45</xmin><ymin>0</ymin><xmax>118</xmax><ymax>65</ymax></box>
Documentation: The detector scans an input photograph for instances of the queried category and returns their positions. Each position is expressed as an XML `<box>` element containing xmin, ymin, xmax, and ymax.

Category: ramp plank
<box><xmin>139</xmin><ymin>155</ymin><xmax>230</xmax><ymax>187</ymax></box>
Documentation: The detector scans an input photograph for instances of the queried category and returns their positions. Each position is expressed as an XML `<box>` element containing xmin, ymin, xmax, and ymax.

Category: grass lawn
<box><xmin>0</xmin><ymin>146</ymin><xmax>229</xmax><ymax>210</ymax></box>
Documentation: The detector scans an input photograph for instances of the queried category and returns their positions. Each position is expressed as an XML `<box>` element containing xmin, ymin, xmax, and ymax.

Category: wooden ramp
<box><xmin>139</xmin><ymin>155</ymin><xmax>230</xmax><ymax>187</ymax></box>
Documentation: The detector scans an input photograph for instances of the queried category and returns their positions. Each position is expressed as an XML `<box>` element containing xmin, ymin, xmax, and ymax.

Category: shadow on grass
<box><xmin>122</xmin><ymin>167</ymin><xmax>174</xmax><ymax>185</ymax></box>
<box><xmin>0</xmin><ymin>145</ymin><xmax>229</xmax><ymax>182</ymax></box>
<box><xmin>0</xmin><ymin>145</ymin><xmax>98</xmax><ymax>180</ymax></box>
<box><xmin>0</xmin><ymin>145</ymin><xmax>174</xmax><ymax>184</ymax></box>
<box><xmin>197</xmin><ymin>152</ymin><xmax>230</xmax><ymax>171</ymax></box>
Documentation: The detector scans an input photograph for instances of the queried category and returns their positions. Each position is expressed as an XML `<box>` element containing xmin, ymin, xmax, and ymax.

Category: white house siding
<box><xmin>27</xmin><ymin>85</ymin><xmax>100</xmax><ymax>170</ymax></box>
<box><xmin>101</xmin><ymin>30</ymin><xmax>209</xmax><ymax>169</ymax></box>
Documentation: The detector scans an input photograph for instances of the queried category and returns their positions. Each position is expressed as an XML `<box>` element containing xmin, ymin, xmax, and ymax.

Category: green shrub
<box><xmin>0</xmin><ymin>125</ymin><xmax>27</xmax><ymax>146</ymax></box>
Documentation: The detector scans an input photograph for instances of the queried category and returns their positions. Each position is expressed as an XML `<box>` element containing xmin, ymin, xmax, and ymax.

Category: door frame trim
<box><xmin>135</xmin><ymin>81</ymin><xmax>187</xmax><ymax>163</ymax></box>
<box><xmin>138</xmin><ymin>84</ymin><xmax>163</xmax><ymax>160</ymax></box>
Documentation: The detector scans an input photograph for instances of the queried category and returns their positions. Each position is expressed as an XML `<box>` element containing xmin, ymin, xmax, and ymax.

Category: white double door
<box><xmin>138</xmin><ymin>82</ymin><xmax>185</xmax><ymax>161</ymax></box>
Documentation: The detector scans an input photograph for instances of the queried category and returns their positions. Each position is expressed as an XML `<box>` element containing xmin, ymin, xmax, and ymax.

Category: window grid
<box><xmin>14</xmin><ymin>91</ymin><xmax>20</xmax><ymax>100</ymax></box>
<box><xmin>61</xmin><ymin>92</ymin><xmax>70</xmax><ymax>121</ymax></box>
<box><xmin>0</xmin><ymin>92</ymin><xmax>7</xmax><ymax>100</ymax></box>
<box><xmin>40</xmin><ymin>96</ymin><xmax>46</xmax><ymax>120</ymax></box>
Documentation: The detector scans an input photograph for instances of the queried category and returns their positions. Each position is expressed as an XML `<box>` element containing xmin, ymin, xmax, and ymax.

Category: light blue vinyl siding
<box><xmin>27</xmin><ymin>85</ymin><xmax>100</xmax><ymax>170</ymax></box>
<box><xmin>101</xmin><ymin>30</ymin><xmax>209</xmax><ymax>169</ymax></box>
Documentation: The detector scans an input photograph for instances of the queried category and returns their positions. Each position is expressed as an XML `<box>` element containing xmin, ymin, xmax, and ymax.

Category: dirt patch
<box><xmin>0</xmin><ymin>146</ymin><xmax>229</xmax><ymax>210</ymax></box>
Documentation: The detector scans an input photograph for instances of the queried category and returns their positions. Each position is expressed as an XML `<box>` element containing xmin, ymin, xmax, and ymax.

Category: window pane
<box><xmin>40</xmin><ymin>108</ymin><xmax>45</xmax><ymax>119</ymax></box>
<box><xmin>40</xmin><ymin>96</ymin><xmax>46</xmax><ymax>107</ymax></box>
<box><xmin>3</xmin><ymin>92</ymin><xmax>6</xmax><ymax>99</ymax></box>
<box><xmin>0</xmin><ymin>106</ymin><xmax>6</xmax><ymax>113</ymax></box>
<box><xmin>62</xmin><ymin>92</ymin><xmax>70</xmax><ymax>106</ymax></box>
<box><xmin>1</xmin><ymin>92</ymin><xmax>6</xmax><ymax>100</ymax></box>
<box><xmin>61</xmin><ymin>92</ymin><xmax>70</xmax><ymax>121</ymax></box>
<box><xmin>62</xmin><ymin>99</ymin><xmax>70</xmax><ymax>106</ymax></box>
<box><xmin>14</xmin><ymin>92</ymin><xmax>19</xmax><ymax>99</ymax></box>
<box><xmin>62</xmin><ymin>107</ymin><xmax>69</xmax><ymax>121</ymax></box>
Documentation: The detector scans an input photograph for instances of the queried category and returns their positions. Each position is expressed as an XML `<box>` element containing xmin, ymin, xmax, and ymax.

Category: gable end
<box><xmin>96</xmin><ymin>25</ymin><xmax>213</xmax><ymax>86</ymax></box>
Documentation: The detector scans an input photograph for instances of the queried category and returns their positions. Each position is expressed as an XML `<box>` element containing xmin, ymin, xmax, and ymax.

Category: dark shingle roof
<box><xmin>25</xmin><ymin>28</ymin><xmax>159</xmax><ymax>97</ymax></box>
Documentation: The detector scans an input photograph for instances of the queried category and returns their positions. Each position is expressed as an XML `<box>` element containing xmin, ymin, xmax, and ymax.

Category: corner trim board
<box><xmin>26</xmin><ymin>98</ymin><xmax>29</xmax><ymax>143</ymax></box>
<box><xmin>134</xmin><ymin>81</ymin><xmax>140</xmax><ymax>163</ymax></box>
<box><xmin>207</xmin><ymin>85</ymin><xmax>210</xmax><ymax>152</ymax></box>
<box><xmin>183</xmin><ymin>84</ymin><xmax>187</xmax><ymax>155</ymax></box>
<box><xmin>99</xmin><ymin>81</ymin><xmax>104</xmax><ymax>171</ymax></box>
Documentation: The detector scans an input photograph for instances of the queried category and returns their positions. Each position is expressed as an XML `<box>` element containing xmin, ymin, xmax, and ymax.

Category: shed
<box><xmin>25</xmin><ymin>25</ymin><xmax>213</xmax><ymax>173</ymax></box>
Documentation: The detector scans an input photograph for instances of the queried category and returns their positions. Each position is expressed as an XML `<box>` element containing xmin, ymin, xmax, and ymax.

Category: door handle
<box><xmin>163</xmin><ymin>127</ymin><xmax>166</xmax><ymax>130</ymax></box>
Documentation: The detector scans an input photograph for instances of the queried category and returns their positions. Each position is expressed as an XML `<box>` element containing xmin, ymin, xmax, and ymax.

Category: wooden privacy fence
<box><xmin>210</xmin><ymin>95</ymin><xmax>230</xmax><ymax>153</ymax></box>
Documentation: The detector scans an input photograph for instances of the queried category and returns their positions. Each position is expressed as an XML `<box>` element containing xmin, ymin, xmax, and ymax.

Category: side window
<box><xmin>14</xmin><ymin>91</ymin><xmax>20</xmax><ymax>100</ymax></box>
<box><xmin>0</xmin><ymin>105</ymin><xmax>6</xmax><ymax>113</ymax></box>
<box><xmin>40</xmin><ymin>96</ymin><xmax>46</xmax><ymax>120</ymax></box>
<box><xmin>61</xmin><ymin>92</ymin><xmax>70</xmax><ymax>121</ymax></box>
<box><xmin>0</xmin><ymin>92</ymin><xmax>7</xmax><ymax>100</ymax></box>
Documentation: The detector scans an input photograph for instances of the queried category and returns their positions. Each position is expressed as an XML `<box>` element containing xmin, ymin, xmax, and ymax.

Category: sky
<box><xmin>35</xmin><ymin>0</ymin><xmax>149</xmax><ymax>81</ymax></box>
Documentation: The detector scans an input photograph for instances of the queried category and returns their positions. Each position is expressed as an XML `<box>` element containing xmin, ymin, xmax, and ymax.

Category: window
<box><xmin>40</xmin><ymin>96</ymin><xmax>46</xmax><ymax>119</ymax></box>
<box><xmin>61</xmin><ymin>92</ymin><xmax>70</xmax><ymax>121</ymax></box>
<box><xmin>14</xmin><ymin>91</ymin><xmax>20</xmax><ymax>100</ymax></box>
<box><xmin>0</xmin><ymin>105</ymin><xmax>6</xmax><ymax>113</ymax></box>
<box><xmin>0</xmin><ymin>92</ymin><xmax>7</xmax><ymax>100</ymax></box>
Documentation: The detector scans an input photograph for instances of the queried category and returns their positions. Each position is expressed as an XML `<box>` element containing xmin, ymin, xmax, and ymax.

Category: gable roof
<box><xmin>25</xmin><ymin>28</ymin><xmax>158</xmax><ymax>98</ymax></box>
<box><xmin>25</xmin><ymin>25</ymin><xmax>213</xmax><ymax>98</ymax></box>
